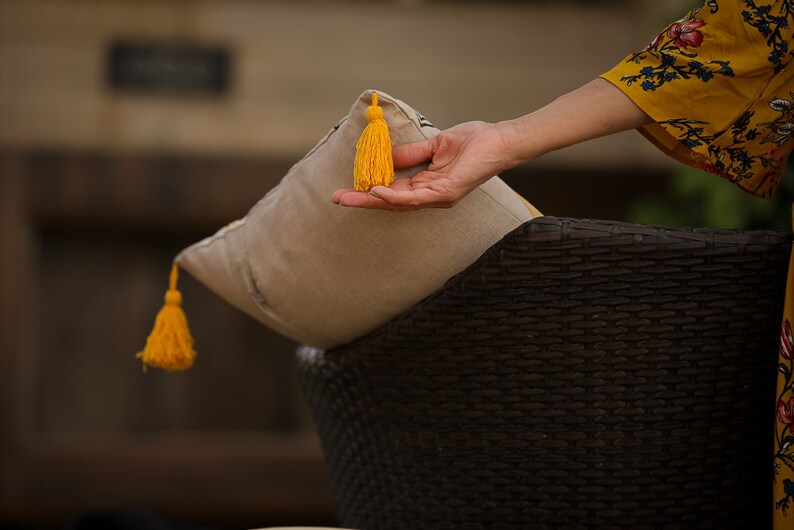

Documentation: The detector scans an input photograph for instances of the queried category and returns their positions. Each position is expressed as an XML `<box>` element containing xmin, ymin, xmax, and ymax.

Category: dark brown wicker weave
<box><xmin>297</xmin><ymin>217</ymin><xmax>791</xmax><ymax>530</ymax></box>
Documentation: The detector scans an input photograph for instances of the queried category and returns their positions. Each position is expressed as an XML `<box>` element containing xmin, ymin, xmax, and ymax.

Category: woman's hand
<box><xmin>331</xmin><ymin>121</ymin><xmax>522</xmax><ymax>211</ymax></box>
<box><xmin>331</xmin><ymin>79</ymin><xmax>652</xmax><ymax>211</ymax></box>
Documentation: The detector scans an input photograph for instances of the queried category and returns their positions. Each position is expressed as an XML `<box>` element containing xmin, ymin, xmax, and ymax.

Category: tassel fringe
<box><xmin>354</xmin><ymin>91</ymin><xmax>395</xmax><ymax>191</ymax></box>
<box><xmin>136</xmin><ymin>263</ymin><xmax>196</xmax><ymax>372</ymax></box>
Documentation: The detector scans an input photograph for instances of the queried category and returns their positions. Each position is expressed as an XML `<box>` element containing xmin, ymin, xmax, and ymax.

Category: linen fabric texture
<box><xmin>176</xmin><ymin>90</ymin><xmax>538</xmax><ymax>349</ymax></box>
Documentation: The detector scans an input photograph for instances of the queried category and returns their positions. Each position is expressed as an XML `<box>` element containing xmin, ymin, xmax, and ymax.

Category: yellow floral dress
<box><xmin>600</xmin><ymin>0</ymin><xmax>793</xmax><ymax>526</ymax></box>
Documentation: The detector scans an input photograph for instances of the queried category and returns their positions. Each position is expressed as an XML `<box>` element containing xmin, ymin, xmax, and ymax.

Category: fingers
<box><xmin>330</xmin><ymin>138</ymin><xmax>437</xmax><ymax>209</ymax></box>
<box><xmin>366</xmin><ymin>186</ymin><xmax>423</xmax><ymax>207</ymax></box>
<box><xmin>331</xmin><ymin>183</ymin><xmax>455</xmax><ymax>211</ymax></box>
<box><xmin>369</xmin><ymin>185</ymin><xmax>452</xmax><ymax>208</ymax></box>
<box><xmin>337</xmin><ymin>191</ymin><xmax>396</xmax><ymax>209</ymax></box>
<box><xmin>392</xmin><ymin>138</ymin><xmax>435</xmax><ymax>169</ymax></box>
<box><xmin>331</xmin><ymin>179</ymin><xmax>415</xmax><ymax>205</ymax></box>
<box><xmin>331</xmin><ymin>188</ymin><xmax>356</xmax><ymax>204</ymax></box>
<box><xmin>330</xmin><ymin>188</ymin><xmax>401</xmax><ymax>210</ymax></box>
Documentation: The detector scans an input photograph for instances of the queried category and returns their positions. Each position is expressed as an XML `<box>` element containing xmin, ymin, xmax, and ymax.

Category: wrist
<box><xmin>495</xmin><ymin>116</ymin><xmax>544</xmax><ymax>167</ymax></box>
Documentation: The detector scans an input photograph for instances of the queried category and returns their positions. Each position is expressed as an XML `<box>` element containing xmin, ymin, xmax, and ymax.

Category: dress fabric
<box><xmin>600</xmin><ymin>0</ymin><xmax>794</xmax><ymax>526</ymax></box>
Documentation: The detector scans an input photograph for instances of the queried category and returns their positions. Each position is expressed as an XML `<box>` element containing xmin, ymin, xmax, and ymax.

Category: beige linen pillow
<box><xmin>177</xmin><ymin>90</ymin><xmax>539</xmax><ymax>349</ymax></box>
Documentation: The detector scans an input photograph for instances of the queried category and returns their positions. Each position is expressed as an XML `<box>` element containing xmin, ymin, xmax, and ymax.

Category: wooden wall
<box><xmin>0</xmin><ymin>0</ymin><xmax>691</xmax><ymax>527</ymax></box>
<box><xmin>0</xmin><ymin>0</ymin><xmax>691</xmax><ymax>168</ymax></box>
<box><xmin>0</xmin><ymin>151</ymin><xmax>337</xmax><ymax>529</ymax></box>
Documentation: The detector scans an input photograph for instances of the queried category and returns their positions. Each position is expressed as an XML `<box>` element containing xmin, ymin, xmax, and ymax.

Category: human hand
<box><xmin>331</xmin><ymin>121</ymin><xmax>520</xmax><ymax>211</ymax></box>
<box><xmin>331</xmin><ymin>79</ymin><xmax>651</xmax><ymax>211</ymax></box>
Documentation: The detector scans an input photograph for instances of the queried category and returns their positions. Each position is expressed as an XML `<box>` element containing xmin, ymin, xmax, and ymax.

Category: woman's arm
<box><xmin>332</xmin><ymin>78</ymin><xmax>652</xmax><ymax>210</ymax></box>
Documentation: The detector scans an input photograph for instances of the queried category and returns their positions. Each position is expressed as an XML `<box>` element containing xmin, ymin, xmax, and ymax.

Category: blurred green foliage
<box><xmin>629</xmin><ymin>161</ymin><xmax>794</xmax><ymax>230</ymax></box>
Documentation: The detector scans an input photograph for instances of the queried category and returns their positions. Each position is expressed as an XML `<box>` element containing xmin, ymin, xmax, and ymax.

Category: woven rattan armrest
<box><xmin>299</xmin><ymin>216</ymin><xmax>792</xmax><ymax>529</ymax></box>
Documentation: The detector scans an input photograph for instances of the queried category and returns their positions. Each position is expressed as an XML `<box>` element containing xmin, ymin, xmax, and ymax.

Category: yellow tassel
<box><xmin>353</xmin><ymin>91</ymin><xmax>395</xmax><ymax>191</ymax></box>
<box><xmin>136</xmin><ymin>263</ymin><xmax>196</xmax><ymax>372</ymax></box>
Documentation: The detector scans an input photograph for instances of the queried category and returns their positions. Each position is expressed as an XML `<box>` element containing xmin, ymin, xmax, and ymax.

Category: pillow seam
<box><xmin>241</xmin><ymin>257</ymin><xmax>339</xmax><ymax>346</ymax></box>
<box><xmin>176</xmin><ymin>220</ymin><xmax>247</xmax><ymax>262</ymax></box>
<box><xmin>476</xmin><ymin>180</ymin><xmax>530</xmax><ymax>223</ymax></box>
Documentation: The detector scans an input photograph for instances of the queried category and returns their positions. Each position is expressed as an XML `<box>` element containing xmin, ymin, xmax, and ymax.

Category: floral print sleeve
<box><xmin>600</xmin><ymin>0</ymin><xmax>794</xmax><ymax>199</ymax></box>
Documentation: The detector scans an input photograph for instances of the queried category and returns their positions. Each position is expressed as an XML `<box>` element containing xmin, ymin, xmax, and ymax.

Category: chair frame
<box><xmin>299</xmin><ymin>216</ymin><xmax>791</xmax><ymax>529</ymax></box>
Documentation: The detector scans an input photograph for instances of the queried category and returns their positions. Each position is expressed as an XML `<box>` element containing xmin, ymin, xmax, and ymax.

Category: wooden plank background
<box><xmin>0</xmin><ymin>0</ymin><xmax>690</xmax><ymax>167</ymax></box>
<box><xmin>0</xmin><ymin>0</ymin><xmax>691</xmax><ymax>527</ymax></box>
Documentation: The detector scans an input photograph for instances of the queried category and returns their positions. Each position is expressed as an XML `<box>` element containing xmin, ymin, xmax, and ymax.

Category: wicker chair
<box><xmin>297</xmin><ymin>217</ymin><xmax>791</xmax><ymax>530</ymax></box>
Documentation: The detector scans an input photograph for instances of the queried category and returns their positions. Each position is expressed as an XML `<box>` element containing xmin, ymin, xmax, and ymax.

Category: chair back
<box><xmin>298</xmin><ymin>217</ymin><xmax>791</xmax><ymax>529</ymax></box>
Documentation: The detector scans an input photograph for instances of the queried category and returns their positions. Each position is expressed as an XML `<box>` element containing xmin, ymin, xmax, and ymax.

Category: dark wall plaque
<box><xmin>108</xmin><ymin>41</ymin><xmax>231</xmax><ymax>96</ymax></box>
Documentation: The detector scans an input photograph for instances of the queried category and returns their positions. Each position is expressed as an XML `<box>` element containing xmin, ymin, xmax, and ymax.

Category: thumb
<box><xmin>392</xmin><ymin>138</ymin><xmax>435</xmax><ymax>169</ymax></box>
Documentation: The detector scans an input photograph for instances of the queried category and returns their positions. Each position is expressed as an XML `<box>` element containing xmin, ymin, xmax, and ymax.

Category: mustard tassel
<box><xmin>136</xmin><ymin>263</ymin><xmax>196</xmax><ymax>372</ymax></box>
<box><xmin>353</xmin><ymin>91</ymin><xmax>395</xmax><ymax>191</ymax></box>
